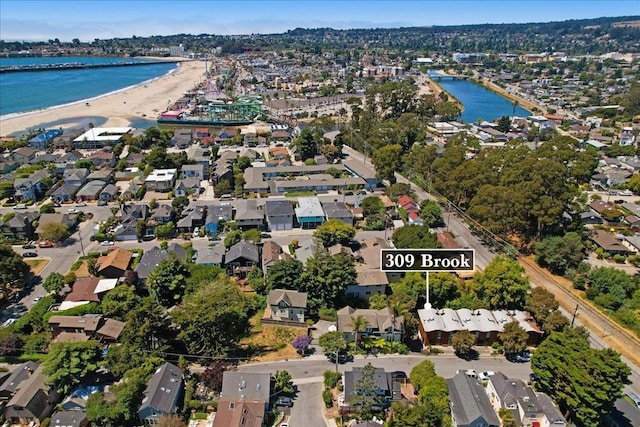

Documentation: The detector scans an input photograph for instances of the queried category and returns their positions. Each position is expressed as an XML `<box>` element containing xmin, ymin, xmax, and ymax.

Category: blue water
<box><xmin>0</xmin><ymin>56</ymin><xmax>177</xmax><ymax>116</ymax></box>
<box><xmin>428</xmin><ymin>71</ymin><xmax>531</xmax><ymax>122</ymax></box>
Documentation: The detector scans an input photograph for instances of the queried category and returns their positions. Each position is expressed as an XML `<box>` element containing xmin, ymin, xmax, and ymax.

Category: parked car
<box><xmin>38</xmin><ymin>241</ymin><xmax>53</xmax><ymax>248</ymax></box>
<box><xmin>97</xmin><ymin>199</ymin><xmax>108</xmax><ymax>206</ymax></box>
<box><xmin>260</xmin><ymin>232</ymin><xmax>272</xmax><ymax>238</ymax></box>
<box><xmin>512</xmin><ymin>351</ymin><xmax>532</xmax><ymax>363</ymax></box>
<box><xmin>2</xmin><ymin>318</ymin><xmax>17</xmax><ymax>328</ymax></box>
<box><xmin>478</xmin><ymin>371</ymin><xmax>496</xmax><ymax>381</ymax></box>
<box><xmin>67</xmin><ymin>208</ymin><xmax>79</xmax><ymax>213</ymax></box>
<box><xmin>22</xmin><ymin>242</ymin><xmax>36</xmax><ymax>249</ymax></box>
<box><xmin>33</xmin><ymin>296</ymin><xmax>43</xmax><ymax>303</ymax></box>
<box><xmin>529</xmin><ymin>373</ymin><xmax>541</xmax><ymax>383</ymax></box>
<box><xmin>275</xmin><ymin>396</ymin><xmax>293</xmax><ymax>407</ymax></box>
<box><xmin>23</xmin><ymin>252</ymin><xmax>38</xmax><ymax>258</ymax></box>
<box><xmin>75</xmin><ymin>201</ymin><xmax>87</xmax><ymax>207</ymax></box>
<box><xmin>100</xmin><ymin>241</ymin><xmax>115</xmax><ymax>247</ymax></box>
<box><xmin>13</xmin><ymin>204</ymin><xmax>27</xmax><ymax>210</ymax></box>
<box><xmin>620</xmin><ymin>189</ymin><xmax>633</xmax><ymax>196</ymax></box>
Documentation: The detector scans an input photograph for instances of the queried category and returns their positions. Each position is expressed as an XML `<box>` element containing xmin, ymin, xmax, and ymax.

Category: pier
<box><xmin>0</xmin><ymin>60</ymin><xmax>175</xmax><ymax>74</ymax></box>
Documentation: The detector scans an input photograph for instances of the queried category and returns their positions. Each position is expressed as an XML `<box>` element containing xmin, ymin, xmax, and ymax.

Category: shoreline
<box><xmin>473</xmin><ymin>77</ymin><xmax>545</xmax><ymax>115</ymax></box>
<box><xmin>0</xmin><ymin>59</ymin><xmax>206</xmax><ymax>136</ymax></box>
<box><xmin>0</xmin><ymin>64</ymin><xmax>180</xmax><ymax>122</ymax></box>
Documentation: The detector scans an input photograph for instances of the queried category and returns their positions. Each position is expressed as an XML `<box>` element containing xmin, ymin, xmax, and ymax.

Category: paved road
<box><xmin>290</xmin><ymin>382</ymin><xmax>325</xmax><ymax>427</ymax></box>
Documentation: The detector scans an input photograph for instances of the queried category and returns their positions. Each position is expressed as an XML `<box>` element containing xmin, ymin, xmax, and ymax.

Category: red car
<box><xmin>38</xmin><ymin>241</ymin><xmax>53</xmax><ymax>248</ymax></box>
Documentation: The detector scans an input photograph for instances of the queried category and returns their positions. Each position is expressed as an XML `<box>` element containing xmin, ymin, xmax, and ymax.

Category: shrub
<box><xmin>318</xmin><ymin>307</ymin><xmax>337</xmax><ymax>321</ymax></box>
<box><xmin>322</xmin><ymin>389</ymin><xmax>333</xmax><ymax>408</ymax></box>
<box><xmin>323</xmin><ymin>370</ymin><xmax>339</xmax><ymax>389</ymax></box>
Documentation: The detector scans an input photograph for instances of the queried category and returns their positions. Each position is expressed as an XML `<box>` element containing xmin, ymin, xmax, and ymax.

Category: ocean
<box><xmin>0</xmin><ymin>56</ymin><xmax>177</xmax><ymax>116</ymax></box>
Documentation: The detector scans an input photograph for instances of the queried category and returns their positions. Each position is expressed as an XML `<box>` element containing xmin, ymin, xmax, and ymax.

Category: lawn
<box><xmin>25</xmin><ymin>259</ymin><xmax>49</xmax><ymax>275</ymax></box>
<box><xmin>240</xmin><ymin>311</ymin><xmax>307</xmax><ymax>362</ymax></box>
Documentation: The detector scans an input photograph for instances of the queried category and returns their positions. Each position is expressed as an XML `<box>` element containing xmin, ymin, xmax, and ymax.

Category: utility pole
<box><xmin>78</xmin><ymin>227</ymin><xmax>85</xmax><ymax>257</ymax></box>
<box><xmin>570</xmin><ymin>304</ymin><xmax>579</xmax><ymax>327</ymax></box>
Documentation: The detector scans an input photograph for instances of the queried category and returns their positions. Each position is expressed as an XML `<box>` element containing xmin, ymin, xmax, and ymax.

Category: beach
<box><xmin>0</xmin><ymin>59</ymin><xmax>206</xmax><ymax>136</ymax></box>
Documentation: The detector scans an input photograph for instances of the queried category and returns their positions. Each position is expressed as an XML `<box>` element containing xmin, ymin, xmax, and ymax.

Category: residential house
<box><xmin>14</xmin><ymin>169</ymin><xmax>50</xmax><ymax>201</ymax></box>
<box><xmin>343</xmin><ymin>158</ymin><xmax>379</xmax><ymax>191</ymax></box>
<box><xmin>96</xmin><ymin>247</ymin><xmax>133</xmax><ymax>278</ymax></box>
<box><xmin>580</xmin><ymin>210</ymin><xmax>603</xmax><ymax>226</ymax></box>
<box><xmin>269</xmin><ymin>146</ymin><xmax>289</xmax><ymax>160</ymax></box>
<box><xmin>177</xmin><ymin>204</ymin><xmax>206</xmax><ymax>233</ymax></box>
<box><xmin>113</xmin><ymin>218</ymin><xmax>140</xmax><ymax>241</ymax></box>
<box><xmin>73</xmin><ymin>127</ymin><xmax>132</xmax><ymax>148</ymax></box>
<box><xmin>341</xmin><ymin>367</ymin><xmax>401</xmax><ymax>414</ymax></box>
<box><xmin>265</xmin><ymin>289</ymin><xmax>307</xmax><ymax>324</ymax></box>
<box><xmin>357</xmin><ymin>237</ymin><xmax>401</xmax><ymax>283</ymax></box>
<box><xmin>417</xmin><ymin>308</ymin><xmax>543</xmax><ymax>348</ymax></box>
<box><xmin>346</xmin><ymin>268</ymin><xmax>388</xmax><ymax>301</ymax></box>
<box><xmin>125</xmin><ymin>151</ymin><xmax>144</xmax><ymax>166</ymax></box>
<box><xmin>486</xmin><ymin>373</ymin><xmax>546</xmax><ymax>427</ymax></box>
<box><xmin>11</xmin><ymin>147</ymin><xmax>37</xmax><ymax>163</ymax></box>
<box><xmin>447</xmin><ymin>372</ymin><xmax>500</xmax><ymax>427</ymax></box>
<box><xmin>0</xmin><ymin>211</ymin><xmax>38</xmax><ymax>241</ymax></box>
<box><xmin>50</xmin><ymin>411</ymin><xmax>89</xmax><ymax>427</ymax></box>
<box><xmin>225</xmin><ymin>241</ymin><xmax>261</xmax><ymax>278</ymax></box>
<box><xmin>187</xmin><ymin>146</ymin><xmax>212</xmax><ymax>179</ymax></box>
<box><xmin>181</xmin><ymin>164</ymin><xmax>205</xmax><ymax>181</ymax></box>
<box><xmin>214</xmin><ymin>127</ymin><xmax>236</xmax><ymax>144</ymax></box>
<box><xmin>172</xmin><ymin>128</ymin><xmax>192</xmax><ymax>149</ymax></box>
<box><xmin>261</xmin><ymin>241</ymin><xmax>291</xmax><ymax>276</ymax></box>
<box><xmin>134</xmin><ymin>244</ymin><xmax>188</xmax><ymax>283</ymax></box>
<box><xmin>196</xmin><ymin>244</ymin><xmax>225</xmax><ymax>267</ymax></box>
<box><xmin>63</xmin><ymin>168</ymin><xmax>90</xmax><ymax>187</ymax></box>
<box><xmin>295</xmin><ymin>197</ymin><xmax>325</xmax><ymax>229</ymax></box>
<box><xmin>119</xmin><ymin>203</ymin><xmax>150</xmax><ymax>222</ymax></box>
<box><xmin>51</xmin><ymin>183</ymin><xmax>80</xmax><ymax>204</ymax></box>
<box><xmin>59</xmin><ymin>278</ymin><xmax>118</xmax><ymax>311</ymax></box>
<box><xmin>589</xmin><ymin>229</ymin><xmax>631</xmax><ymax>256</ymax></box>
<box><xmin>89</xmin><ymin>149</ymin><xmax>116</xmax><ymax>168</ymax></box>
<box><xmin>214</xmin><ymin>372</ymin><xmax>271</xmax><ymax>427</ymax></box>
<box><xmin>535</xmin><ymin>393</ymin><xmax>567</xmax><ymax>427</ymax></box>
<box><xmin>0</xmin><ymin>362</ymin><xmax>40</xmax><ymax>402</ymax></box>
<box><xmin>194</xmin><ymin>127</ymin><xmax>210</xmax><ymax>140</ymax></box>
<box><xmin>265</xmin><ymin>200</ymin><xmax>294</xmax><ymax>231</ymax></box>
<box><xmin>35</xmin><ymin>213</ymin><xmax>77</xmax><ymax>239</ymax></box>
<box><xmin>95</xmin><ymin>318</ymin><xmax>127</xmax><ymax>343</ymax></box>
<box><xmin>137</xmin><ymin>362</ymin><xmax>185</xmax><ymax>425</ymax></box>
<box><xmin>235</xmin><ymin>199</ymin><xmax>265</xmax><ymax>229</ymax></box>
<box><xmin>59</xmin><ymin>385</ymin><xmax>102</xmax><ymax>412</ymax></box>
<box><xmin>145</xmin><ymin>168</ymin><xmax>177</xmax><ymax>192</ymax></box>
<box><xmin>295</xmin><ymin>237</ymin><xmax>322</xmax><ymax>264</ymax></box>
<box><xmin>337</xmin><ymin>306</ymin><xmax>404</xmax><ymax>344</ymax></box>
<box><xmin>205</xmin><ymin>204</ymin><xmax>233</xmax><ymax>236</ymax></box>
<box><xmin>52</xmin><ymin>129</ymin><xmax>85</xmax><ymax>150</ymax></box>
<box><xmin>0</xmin><ymin>160</ymin><xmax>19</xmax><ymax>174</ymax></box>
<box><xmin>322</xmin><ymin>201</ymin><xmax>354</xmax><ymax>225</ymax></box>
<box><xmin>99</xmin><ymin>183</ymin><xmax>118</xmax><ymax>201</ymax></box>
<box><xmin>174</xmin><ymin>177</ymin><xmax>201</xmax><ymax>197</ymax></box>
<box><xmin>86</xmin><ymin>168</ymin><xmax>113</xmax><ymax>182</ymax></box>
<box><xmin>75</xmin><ymin>180</ymin><xmax>106</xmax><ymax>201</ymax></box>
<box><xmin>48</xmin><ymin>314</ymin><xmax>101</xmax><ymax>341</ymax></box>
<box><xmin>4</xmin><ymin>364</ymin><xmax>58</xmax><ymax>426</ymax></box>
<box><xmin>30</xmin><ymin>152</ymin><xmax>60</xmax><ymax>166</ymax></box>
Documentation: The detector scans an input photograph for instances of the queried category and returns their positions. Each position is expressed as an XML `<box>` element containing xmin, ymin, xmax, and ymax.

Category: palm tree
<box><xmin>349</xmin><ymin>315</ymin><xmax>369</xmax><ymax>350</ymax></box>
<box><xmin>388</xmin><ymin>299</ymin><xmax>404</xmax><ymax>342</ymax></box>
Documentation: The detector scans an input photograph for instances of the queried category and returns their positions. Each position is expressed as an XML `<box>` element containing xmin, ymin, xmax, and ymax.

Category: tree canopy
<box><xmin>313</xmin><ymin>219</ymin><xmax>356</xmax><ymax>247</ymax></box>
<box><xmin>0</xmin><ymin>244</ymin><xmax>31</xmax><ymax>297</ymax></box>
<box><xmin>43</xmin><ymin>341</ymin><xmax>103</xmax><ymax>395</ymax></box>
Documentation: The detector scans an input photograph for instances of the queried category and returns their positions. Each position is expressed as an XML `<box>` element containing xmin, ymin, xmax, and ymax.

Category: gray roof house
<box><xmin>181</xmin><ymin>164</ymin><xmax>205</xmax><ymax>180</ymax></box>
<box><xmin>176</xmin><ymin>204</ymin><xmax>206</xmax><ymax>232</ymax></box>
<box><xmin>4</xmin><ymin>364</ymin><xmax>58</xmax><ymax>426</ymax></box>
<box><xmin>76</xmin><ymin>180</ymin><xmax>107</xmax><ymax>201</ymax></box>
<box><xmin>50</xmin><ymin>410</ymin><xmax>89</xmax><ymax>427</ymax></box>
<box><xmin>0</xmin><ymin>361</ymin><xmax>40</xmax><ymax>401</ymax></box>
<box><xmin>99</xmin><ymin>183</ymin><xmax>118</xmax><ymax>201</ymax></box>
<box><xmin>265</xmin><ymin>200</ymin><xmax>294</xmax><ymax>231</ymax></box>
<box><xmin>447</xmin><ymin>371</ymin><xmax>500</xmax><ymax>427</ymax></box>
<box><xmin>323</xmin><ymin>201</ymin><xmax>354</xmax><ymax>225</ymax></box>
<box><xmin>342</xmin><ymin>367</ymin><xmax>401</xmax><ymax>412</ymax></box>
<box><xmin>220</xmin><ymin>372</ymin><xmax>271</xmax><ymax>402</ymax></box>
<box><xmin>266</xmin><ymin>289</ymin><xmax>307</xmax><ymax>324</ymax></box>
<box><xmin>235</xmin><ymin>199</ymin><xmax>264</xmax><ymax>229</ymax></box>
<box><xmin>486</xmin><ymin>372</ymin><xmax>544</xmax><ymax>427</ymax></box>
<box><xmin>196</xmin><ymin>244</ymin><xmax>225</xmax><ymax>266</ymax></box>
<box><xmin>137</xmin><ymin>362</ymin><xmax>185</xmax><ymax>425</ymax></box>
<box><xmin>63</xmin><ymin>168</ymin><xmax>90</xmax><ymax>187</ymax></box>
<box><xmin>51</xmin><ymin>183</ymin><xmax>80</xmax><ymax>203</ymax></box>
<box><xmin>134</xmin><ymin>244</ymin><xmax>188</xmax><ymax>282</ymax></box>
<box><xmin>225</xmin><ymin>241</ymin><xmax>260</xmax><ymax>278</ymax></box>
<box><xmin>337</xmin><ymin>306</ymin><xmax>404</xmax><ymax>343</ymax></box>
<box><xmin>174</xmin><ymin>177</ymin><xmax>201</xmax><ymax>197</ymax></box>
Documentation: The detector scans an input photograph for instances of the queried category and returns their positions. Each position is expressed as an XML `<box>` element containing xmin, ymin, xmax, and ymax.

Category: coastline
<box><xmin>0</xmin><ymin>58</ymin><xmax>206</xmax><ymax>136</ymax></box>
<box><xmin>473</xmin><ymin>77</ymin><xmax>545</xmax><ymax>115</ymax></box>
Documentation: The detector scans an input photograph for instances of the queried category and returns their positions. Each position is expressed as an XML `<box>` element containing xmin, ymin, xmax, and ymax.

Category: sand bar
<box><xmin>0</xmin><ymin>59</ymin><xmax>207</xmax><ymax>136</ymax></box>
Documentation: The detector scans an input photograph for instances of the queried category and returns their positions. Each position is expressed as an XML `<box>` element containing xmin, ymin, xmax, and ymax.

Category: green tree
<box><xmin>391</xmin><ymin>224</ymin><xmax>441</xmax><ymax>249</ymax></box>
<box><xmin>350</xmin><ymin>362</ymin><xmax>384</xmax><ymax>420</ymax></box>
<box><xmin>419</xmin><ymin>200</ymin><xmax>445</xmax><ymax>227</ymax></box>
<box><xmin>388</xmin><ymin>399</ymin><xmax>449</xmax><ymax>427</ymax></box>
<box><xmin>74</xmin><ymin>158</ymin><xmax>94</xmax><ymax>170</ymax></box>
<box><xmin>43</xmin><ymin>341</ymin><xmax>103</xmax><ymax>394</ymax></box>
<box><xmin>39</xmin><ymin>222</ymin><xmax>70</xmax><ymax>243</ymax></box>
<box><xmin>496</xmin><ymin>115</ymin><xmax>511</xmax><ymax>133</ymax></box>
<box><xmin>451</xmin><ymin>330</ymin><xmax>476</xmax><ymax>357</ymax></box>
<box><xmin>172</xmin><ymin>275</ymin><xmax>254</xmax><ymax>357</ymax></box>
<box><xmin>525</xmin><ymin>287</ymin><xmax>559</xmax><ymax>327</ymax></box>
<box><xmin>266</xmin><ymin>259</ymin><xmax>304</xmax><ymax>293</ymax></box>
<box><xmin>472</xmin><ymin>255</ymin><xmax>530</xmax><ymax>310</ymax></box>
<box><xmin>532</xmin><ymin>329</ymin><xmax>630</xmax><ymax>426</ymax></box>
<box><xmin>498</xmin><ymin>321</ymin><xmax>528</xmax><ymax>355</ymax></box>
<box><xmin>242</xmin><ymin>228</ymin><xmax>261</xmax><ymax>244</ymax></box>
<box><xmin>435</xmin><ymin>101</ymin><xmax>461</xmax><ymax>121</ymax></box>
<box><xmin>236</xmin><ymin>155</ymin><xmax>253</xmax><ymax>171</ymax></box>
<box><xmin>360</xmin><ymin>196</ymin><xmax>384</xmax><ymax>218</ymax></box>
<box><xmin>39</xmin><ymin>203</ymin><xmax>56</xmax><ymax>214</ymax></box>
<box><xmin>224</xmin><ymin>229</ymin><xmax>243</xmax><ymax>248</ymax></box>
<box><xmin>301</xmin><ymin>252</ymin><xmax>357</xmax><ymax>311</ymax></box>
<box><xmin>171</xmin><ymin>196</ymin><xmax>190</xmax><ymax>214</ymax></box>
<box><xmin>313</xmin><ymin>219</ymin><xmax>356</xmax><ymax>247</ymax></box>
<box><xmin>273</xmin><ymin>370</ymin><xmax>294</xmax><ymax>395</ymax></box>
<box><xmin>409</xmin><ymin>360</ymin><xmax>449</xmax><ymax>410</ymax></box>
<box><xmin>155</xmin><ymin>221</ymin><xmax>176</xmax><ymax>239</ymax></box>
<box><xmin>318</xmin><ymin>331</ymin><xmax>347</xmax><ymax>372</ymax></box>
<box><xmin>295</xmin><ymin>129</ymin><xmax>317</xmax><ymax>161</ymax></box>
<box><xmin>349</xmin><ymin>315</ymin><xmax>370</xmax><ymax>349</ymax></box>
<box><xmin>101</xmin><ymin>284</ymin><xmax>140</xmax><ymax>321</ymax></box>
<box><xmin>146</xmin><ymin>255</ymin><xmax>190</xmax><ymax>306</ymax></box>
<box><xmin>0</xmin><ymin>181</ymin><xmax>15</xmax><ymax>199</ymax></box>
<box><xmin>372</xmin><ymin>144</ymin><xmax>402</xmax><ymax>183</ymax></box>
<box><xmin>0</xmin><ymin>244</ymin><xmax>30</xmax><ymax>297</ymax></box>
<box><xmin>534</xmin><ymin>232</ymin><xmax>584</xmax><ymax>275</ymax></box>
<box><xmin>542</xmin><ymin>310</ymin><xmax>570</xmax><ymax>334</ymax></box>
<box><xmin>42</xmin><ymin>272</ymin><xmax>65</xmax><ymax>294</ymax></box>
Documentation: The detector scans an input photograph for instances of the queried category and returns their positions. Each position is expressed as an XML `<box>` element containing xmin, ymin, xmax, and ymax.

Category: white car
<box><xmin>478</xmin><ymin>371</ymin><xmax>496</xmax><ymax>381</ymax></box>
<box><xmin>67</xmin><ymin>208</ymin><xmax>79</xmax><ymax>213</ymax></box>
<box><xmin>100</xmin><ymin>241</ymin><xmax>114</xmax><ymax>246</ymax></box>
<box><xmin>620</xmin><ymin>189</ymin><xmax>633</xmax><ymax>196</ymax></box>
<box><xmin>75</xmin><ymin>201</ymin><xmax>87</xmax><ymax>207</ymax></box>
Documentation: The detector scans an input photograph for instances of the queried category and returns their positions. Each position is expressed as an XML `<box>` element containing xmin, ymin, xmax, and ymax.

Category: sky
<box><xmin>1</xmin><ymin>0</ymin><xmax>639</xmax><ymax>42</ymax></box>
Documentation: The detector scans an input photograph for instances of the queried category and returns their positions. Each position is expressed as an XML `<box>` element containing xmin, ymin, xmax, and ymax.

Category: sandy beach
<box><xmin>0</xmin><ymin>59</ymin><xmax>207</xmax><ymax>136</ymax></box>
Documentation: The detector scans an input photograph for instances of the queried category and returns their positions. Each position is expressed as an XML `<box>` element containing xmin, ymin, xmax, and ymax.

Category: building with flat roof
<box><xmin>295</xmin><ymin>197</ymin><xmax>325</xmax><ymax>229</ymax></box>
<box><xmin>73</xmin><ymin>127</ymin><xmax>132</xmax><ymax>148</ymax></box>
<box><xmin>145</xmin><ymin>168</ymin><xmax>177</xmax><ymax>192</ymax></box>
